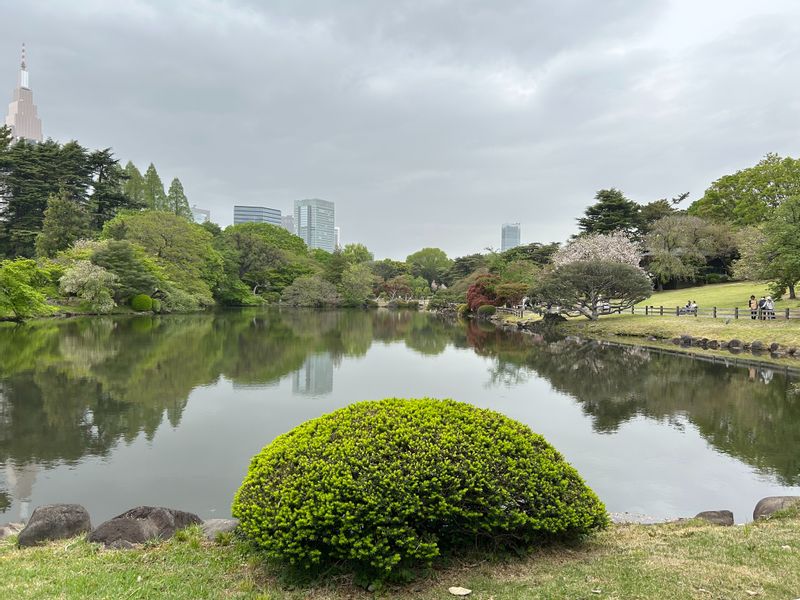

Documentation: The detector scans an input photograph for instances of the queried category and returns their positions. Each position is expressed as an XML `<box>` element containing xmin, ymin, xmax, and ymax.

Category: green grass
<box><xmin>638</xmin><ymin>281</ymin><xmax>800</xmax><ymax>310</ymax></box>
<box><xmin>2</xmin><ymin>514</ymin><xmax>800</xmax><ymax>599</ymax></box>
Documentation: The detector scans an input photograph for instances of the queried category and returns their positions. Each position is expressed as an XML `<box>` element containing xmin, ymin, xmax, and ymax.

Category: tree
<box><xmin>341</xmin><ymin>243</ymin><xmax>373</xmax><ymax>264</ymax></box>
<box><xmin>689</xmin><ymin>153</ymin><xmax>800</xmax><ymax>226</ymax></box>
<box><xmin>142</xmin><ymin>163</ymin><xmax>167</xmax><ymax>210</ymax></box>
<box><xmin>281</xmin><ymin>275</ymin><xmax>340</xmax><ymax>307</ymax></box>
<box><xmin>553</xmin><ymin>231</ymin><xmax>642</xmax><ymax>269</ymax></box>
<box><xmin>323</xmin><ymin>250</ymin><xmax>349</xmax><ymax>286</ymax></box>
<box><xmin>340</xmin><ymin>263</ymin><xmax>376</xmax><ymax>306</ymax></box>
<box><xmin>89</xmin><ymin>150</ymin><xmax>137</xmax><ymax>229</ymax></box>
<box><xmin>371</xmin><ymin>259</ymin><xmax>409</xmax><ymax>281</ymax></box>
<box><xmin>533</xmin><ymin>260</ymin><xmax>652</xmax><ymax>320</ymax></box>
<box><xmin>498</xmin><ymin>242</ymin><xmax>560</xmax><ymax>266</ymax></box>
<box><xmin>123</xmin><ymin>161</ymin><xmax>146</xmax><ymax>207</ymax></box>
<box><xmin>90</xmin><ymin>240</ymin><xmax>161</xmax><ymax>302</ymax></box>
<box><xmin>0</xmin><ymin>259</ymin><xmax>52</xmax><ymax>320</ymax></box>
<box><xmin>466</xmin><ymin>274</ymin><xmax>500</xmax><ymax>310</ymax></box>
<box><xmin>445</xmin><ymin>253</ymin><xmax>488</xmax><ymax>283</ymax></box>
<box><xmin>406</xmin><ymin>247</ymin><xmax>452</xmax><ymax>284</ymax></box>
<box><xmin>639</xmin><ymin>198</ymin><xmax>680</xmax><ymax>234</ymax></box>
<box><xmin>59</xmin><ymin>260</ymin><xmax>118</xmax><ymax>313</ymax></box>
<box><xmin>35</xmin><ymin>192</ymin><xmax>92</xmax><ymax>258</ymax></box>
<box><xmin>577</xmin><ymin>189</ymin><xmax>641</xmax><ymax>236</ymax></box>
<box><xmin>645</xmin><ymin>215</ymin><xmax>737</xmax><ymax>290</ymax></box>
<box><xmin>166</xmin><ymin>178</ymin><xmax>192</xmax><ymax>219</ymax></box>
<box><xmin>380</xmin><ymin>275</ymin><xmax>414</xmax><ymax>300</ymax></box>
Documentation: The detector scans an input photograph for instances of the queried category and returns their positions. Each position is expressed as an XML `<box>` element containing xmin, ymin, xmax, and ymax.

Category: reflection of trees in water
<box><xmin>465</xmin><ymin>322</ymin><xmax>800</xmax><ymax>486</ymax></box>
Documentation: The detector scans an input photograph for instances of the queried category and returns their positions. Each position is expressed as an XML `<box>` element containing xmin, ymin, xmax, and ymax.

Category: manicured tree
<box><xmin>577</xmin><ymin>188</ymin><xmax>641</xmax><ymax>236</ymax></box>
<box><xmin>466</xmin><ymin>274</ymin><xmax>501</xmax><ymax>311</ymax></box>
<box><xmin>533</xmin><ymin>260</ymin><xmax>652</xmax><ymax>320</ymax></box>
<box><xmin>166</xmin><ymin>177</ymin><xmax>193</xmax><ymax>219</ymax></box>
<box><xmin>35</xmin><ymin>192</ymin><xmax>92</xmax><ymax>258</ymax></box>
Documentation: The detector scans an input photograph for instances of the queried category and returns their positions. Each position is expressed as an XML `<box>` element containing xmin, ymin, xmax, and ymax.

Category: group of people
<box><xmin>681</xmin><ymin>300</ymin><xmax>698</xmax><ymax>315</ymax></box>
<box><xmin>748</xmin><ymin>295</ymin><xmax>776</xmax><ymax>320</ymax></box>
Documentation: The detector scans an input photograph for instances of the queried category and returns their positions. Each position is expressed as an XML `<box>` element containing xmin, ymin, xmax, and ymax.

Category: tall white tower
<box><xmin>5</xmin><ymin>44</ymin><xmax>43</xmax><ymax>143</ymax></box>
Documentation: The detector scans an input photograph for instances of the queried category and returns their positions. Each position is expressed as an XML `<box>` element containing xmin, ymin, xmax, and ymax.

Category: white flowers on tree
<box><xmin>553</xmin><ymin>231</ymin><xmax>643</xmax><ymax>271</ymax></box>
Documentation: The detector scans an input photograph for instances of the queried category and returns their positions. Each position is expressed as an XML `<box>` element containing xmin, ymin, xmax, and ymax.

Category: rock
<box><xmin>17</xmin><ymin>504</ymin><xmax>92</xmax><ymax>547</ymax></box>
<box><xmin>769</xmin><ymin>342</ymin><xmax>780</xmax><ymax>352</ymax></box>
<box><xmin>670</xmin><ymin>337</ymin><xmax>681</xmax><ymax>345</ymax></box>
<box><xmin>720</xmin><ymin>341</ymin><xmax>729</xmax><ymax>348</ymax></box>
<box><xmin>753</xmin><ymin>496</ymin><xmax>800</xmax><ymax>520</ymax></box>
<box><xmin>787</xmin><ymin>347</ymin><xmax>797</xmax><ymax>356</ymax></box>
<box><xmin>680</xmin><ymin>335</ymin><xmax>693</xmax><ymax>346</ymax></box>
<box><xmin>0</xmin><ymin>522</ymin><xmax>24</xmax><ymax>539</ymax></box>
<box><xmin>708</xmin><ymin>340</ymin><xmax>720</xmax><ymax>349</ymax></box>
<box><xmin>728</xmin><ymin>339</ymin><xmax>742</xmax><ymax>348</ymax></box>
<box><xmin>694</xmin><ymin>510</ymin><xmax>734</xmax><ymax>526</ymax></box>
<box><xmin>88</xmin><ymin>506</ymin><xmax>202</xmax><ymax>547</ymax></box>
<box><xmin>108</xmin><ymin>539</ymin><xmax>136</xmax><ymax>550</ymax></box>
<box><xmin>750</xmin><ymin>340</ymin><xmax>765</xmax><ymax>351</ymax></box>
<box><xmin>448</xmin><ymin>587</ymin><xmax>472</xmax><ymax>596</ymax></box>
<box><xmin>201</xmin><ymin>518</ymin><xmax>239</xmax><ymax>540</ymax></box>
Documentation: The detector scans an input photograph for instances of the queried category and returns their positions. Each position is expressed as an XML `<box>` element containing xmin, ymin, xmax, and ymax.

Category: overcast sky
<box><xmin>3</xmin><ymin>0</ymin><xmax>800</xmax><ymax>259</ymax></box>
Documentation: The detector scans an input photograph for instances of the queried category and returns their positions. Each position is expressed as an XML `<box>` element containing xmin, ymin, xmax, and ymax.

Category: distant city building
<box><xmin>501</xmin><ymin>223</ymin><xmax>521</xmax><ymax>252</ymax></box>
<box><xmin>5</xmin><ymin>44</ymin><xmax>43</xmax><ymax>143</ymax></box>
<box><xmin>190</xmin><ymin>205</ymin><xmax>210</xmax><ymax>224</ymax></box>
<box><xmin>334</xmin><ymin>226</ymin><xmax>341</xmax><ymax>250</ymax></box>
<box><xmin>281</xmin><ymin>214</ymin><xmax>295</xmax><ymax>234</ymax></box>
<box><xmin>292</xmin><ymin>353</ymin><xmax>334</xmax><ymax>396</ymax></box>
<box><xmin>294</xmin><ymin>198</ymin><xmax>335</xmax><ymax>252</ymax></box>
<box><xmin>233</xmin><ymin>205</ymin><xmax>281</xmax><ymax>226</ymax></box>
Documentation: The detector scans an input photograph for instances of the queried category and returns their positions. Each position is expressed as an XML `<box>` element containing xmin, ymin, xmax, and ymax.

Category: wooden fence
<box><xmin>632</xmin><ymin>306</ymin><xmax>800</xmax><ymax>320</ymax></box>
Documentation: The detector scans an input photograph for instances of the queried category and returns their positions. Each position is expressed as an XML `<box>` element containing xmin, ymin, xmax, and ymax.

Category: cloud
<box><xmin>3</xmin><ymin>0</ymin><xmax>799</xmax><ymax>257</ymax></box>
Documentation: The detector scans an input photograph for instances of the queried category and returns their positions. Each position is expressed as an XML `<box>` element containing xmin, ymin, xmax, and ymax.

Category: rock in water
<box><xmin>694</xmin><ymin>510</ymin><xmax>734</xmax><ymax>526</ymax></box>
<box><xmin>201</xmin><ymin>518</ymin><xmax>239</xmax><ymax>540</ymax></box>
<box><xmin>448</xmin><ymin>587</ymin><xmax>472</xmax><ymax>596</ymax></box>
<box><xmin>88</xmin><ymin>506</ymin><xmax>202</xmax><ymax>547</ymax></box>
<box><xmin>17</xmin><ymin>504</ymin><xmax>92</xmax><ymax>547</ymax></box>
<box><xmin>753</xmin><ymin>496</ymin><xmax>800</xmax><ymax>520</ymax></box>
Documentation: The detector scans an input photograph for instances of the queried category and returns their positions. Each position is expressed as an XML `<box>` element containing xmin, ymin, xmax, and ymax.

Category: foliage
<box><xmin>553</xmin><ymin>231</ymin><xmax>642</xmax><ymax>270</ymax></box>
<box><xmin>494</xmin><ymin>282</ymin><xmax>528</xmax><ymax>305</ymax></box>
<box><xmin>497</xmin><ymin>242</ymin><xmax>560</xmax><ymax>266</ymax></box>
<box><xmin>35</xmin><ymin>192</ymin><xmax>93</xmax><ymax>258</ymax></box>
<box><xmin>165</xmin><ymin>178</ymin><xmax>192</xmax><ymax>219</ymax></box>
<box><xmin>456</xmin><ymin>303</ymin><xmax>469</xmax><ymax>317</ymax></box>
<box><xmin>466</xmin><ymin>274</ymin><xmax>501</xmax><ymax>311</ymax></box>
<box><xmin>142</xmin><ymin>163</ymin><xmax>167</xmax><ymax>210</ymax></box>
<box><xmin>232</xmin><ymin>398</ymin><xmax>607</xmax><ymax>578</ymax></box>
<box><xmin>130</xmin><ymin>294</ymin><xmax>154</xmax><ymax>312</ymax></box>
<box><xmin>59</xmin><ymin>260</ymin><xmax>118</xmax><ymax>313</ymax></box>
<box><xmin>577</xmin><ymin>188</ymin><xmax>641</xmax><ymax>236</ymax></box>
<box><xmin>0</xmin><ymin>259</ymin><xmax>53</xmax><ymax>320</ymax></box>
<box><xmin>476</xmin><ymin>304</ymin><xmax>497</xmax><ymax>317</ymax></box>
<box><xmin>281</xmin><ymin>275</ymin><xmax>340</xmax><ymax>307</ymax></box>
<box><xmin>406</xmin><ymin>247</ymin><xmax>452</xmax><ymax>284</ymax></box>
<box><xmin>122</xmin><ymin>161</ymin><xmax>146</xmax><ymax>207</ymax></box>
<box><xmin>339</xmin><ymin>263</ymin><xmax>377</xmax><ymax>306</ymax></box>
<box><xmin>90</xmin><ymin>240</ymin><xmax>162</xmax><ymax>302</ymax></box>
<box><xmin>445</xmin><ymin>253</ymin><xmax>488</xmax><ymax>283</ymax></box>
<box><xmin>645</xmin><ymin>215</ymin><xmax>737</xmax><ymax>289</ymax></box>
<box><xmin>371</xmin><ymin>258</ymin><xmax>409</xmax><ymax>281</ymax></box>
<box><xmin>341</xmin><ymin>243</ymin><xmax>373</xmax><ymax>264</ymax></box>
<box><xmin>533</xmin><ymin>260</ymin><xmax>652</xmax><ymax>320</ymax></box>
<box><xmin>689</xmin><ymin>153</ymin><xmax>800</xmax><ymax>226</ymax></box>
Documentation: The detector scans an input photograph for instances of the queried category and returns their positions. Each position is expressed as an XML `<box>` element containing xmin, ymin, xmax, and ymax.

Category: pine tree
<box><xmin>123</xmin><ymin>161</ymin><xmax>146</xmax><ymax>207</ymax></box>
<box><xmin>166</xmin><ymin>177</ymin><xmax>192</xmax><ymax>219</ymax></box>
<box><xmin>35</xmin><ymin>192</ymin><xmax>92</xmax><ymax>258</ymax></box>
<box><xmin>142</xmin><ymin>163</ymin><xmax>166</xmax><ymax>210</ymax></box>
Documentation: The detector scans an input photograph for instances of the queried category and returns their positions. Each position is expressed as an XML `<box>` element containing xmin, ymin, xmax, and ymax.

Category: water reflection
<box><xmin>0</xmin><ymin>309</ymin><xmax>798</xmax><ymax>522</ymax></box>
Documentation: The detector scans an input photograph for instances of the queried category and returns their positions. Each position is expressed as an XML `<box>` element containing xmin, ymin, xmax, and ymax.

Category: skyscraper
<box><xmin>294</xmin><ymin>198</ymin><xmax>335</xmax><ymax>252</ymax></box>
<box><xmin>233</xmin><ymin>205</ymin><xmax>281</xmax><ymax>226</ymax></box>
<box><xmin>281</xmin><ymin>214</ymin><xmax>295</xmax><ymax>234</ymax></box>
<box><xmin>5</xmin><ymin>44</ymin><xmax>43</xmax><ymax>143</ymax></box>
<box><xmin>501</xmin><ymin>223</ymin><xmax>521</xmax><ymax>252</ymax></box>
<box><xmin>190</xmin><ymin>206</ymin><xmax>211</xmax><ymax>223</ymax></box>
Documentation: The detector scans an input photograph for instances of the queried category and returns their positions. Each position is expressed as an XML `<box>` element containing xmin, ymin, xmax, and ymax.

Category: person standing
<box><xmin>749</xmin><ymin>295</ymin><xmax>758</xmax><ymax>320</ymax></box>
<box><xmin>758</xmin><ymin>296</ymin><xmax>767</xmax><ymax>320</ymax></box>
<box><xmin>765</xmin><ymin>296</ymin><xmax>775</xmax><ymax>319</ymax></box>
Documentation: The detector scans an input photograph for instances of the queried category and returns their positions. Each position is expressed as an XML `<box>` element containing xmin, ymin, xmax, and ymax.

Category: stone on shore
<box><xmin>0</xmin><ymin>522</ymin><xmax>24</xmax><ymax>539</ymax></box>
<box><xmin>694</xmin><ymin>510</ymin><xmax>734</xmax><ymax>526</ymax></box>
<box><xmin>88</xmin><ymin>506</ymin><xmax>202</xmax><ymax>547</ymax></box>
<box><xmin>17</xmin><ymin>504</ymin><xmax>92</xmax><ymax>547</ymax></box>
<box><xmin>201</xmin><ymin>518</ymin><xmax>239</xmax><ymax>540</ymax></box>
<box><xmin>753</xmin><ymin>496</ymin><xmax>800</xmax><ymax>520</ymax></box>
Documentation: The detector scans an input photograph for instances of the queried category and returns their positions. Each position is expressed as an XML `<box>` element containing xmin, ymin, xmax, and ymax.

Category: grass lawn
<box><xmin>2</xmin><ymin>512</ymin><xmax>800</xmax><ymax>599</ymax></box>
<box><xmin>637</xmin><ymin>281</ymin><xmax>800</xmax><ymax>311</ymax></box>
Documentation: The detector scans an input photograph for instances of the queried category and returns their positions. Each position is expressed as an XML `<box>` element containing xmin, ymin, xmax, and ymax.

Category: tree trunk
<box><xmin>789</xmin><ymin>282</ymin><xmax>796</xmax><ymax>299</ymax></box>
<box><xmin>657</xmin><ymin>280</ymin><xmax>664</xmax><ymax>292</ymax></box>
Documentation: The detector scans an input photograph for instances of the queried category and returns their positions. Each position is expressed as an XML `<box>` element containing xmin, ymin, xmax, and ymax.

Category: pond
<box><xmin>1</xmin><ymin>309</ymin><xmax>798</xmax><ymax>524</ymax></box>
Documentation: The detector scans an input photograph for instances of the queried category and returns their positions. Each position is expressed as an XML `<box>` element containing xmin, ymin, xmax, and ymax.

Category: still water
<box><xmin>1</xmin><ymin>309</ymin><xmax>798</xmax><ymax>524</ymax></box>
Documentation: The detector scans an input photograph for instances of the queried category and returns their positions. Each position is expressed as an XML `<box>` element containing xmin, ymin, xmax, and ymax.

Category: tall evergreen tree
<box><xmin>35</xmin><ymin>192</ymin><xmax>92</xmax><ymax>258</ymax></box>
<box><xmin>577</xmin><ymin>189</ymin><xmax>641</xmax><ymax>237</ymax></box>
<box><xmin>91</xmin><ymin>150</ymin><xmax>139</xmax><ymax>229</ymax></box>
<box><xmin>166</xmin><ymin>177</ymin><xmax>192</xmax><ymax>219</ymax></box>
<box><xmin>142</xmin><ymin>163</ymin><xmax>166</xmax><ymax>210</ymax></box>
<box><xmin>122</xmin><ymin>162</ymin><xmax>145</xmax><ymax>206</ymax></box>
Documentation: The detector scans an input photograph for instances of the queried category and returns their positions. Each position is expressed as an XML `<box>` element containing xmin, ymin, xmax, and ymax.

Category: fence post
<box><xmin>676</xmin><ymin>306</ymin><xmax>679</xmax><ymax>316</ymax></box>
<box><xmin>645</xmin><ymin>305</ymin><xmax>649</xmax><ymax>316</ymax></box>
<box><xmin>713</xmin><ymin>306</ymin><xmax>717</xmax><ymax>318</ymax></box>
<box><xmin>659</xmin><ymin>306</ymin><xmax>664</xmax><ymax>316</ymax></box>
<box><xmin>786</xmin><ymin>308</ymin><xmax>791</xmax><ymax>320</ymax></box>
<box><xmin>734</xmin><ymin>307</ymin><xmax>739</xmax><ymax>319</ymax></box>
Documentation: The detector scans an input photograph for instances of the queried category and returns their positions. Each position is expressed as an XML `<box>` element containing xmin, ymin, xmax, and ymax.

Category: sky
<box><xmin>2</xmin><ymin>0</ymin><xmax>800</xmax><ymax>259</ymax></box>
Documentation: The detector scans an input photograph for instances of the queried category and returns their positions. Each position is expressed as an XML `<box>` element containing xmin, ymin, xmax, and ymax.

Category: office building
<box><xmin>292</xmin><ymin>353</ymin><xmax>334</xmax><ymax>396</ymax></box>
<box><xmin>190</xmin><ymin>206</ymin><xmax>210</xmax><ymax>224</ymax></box>
<box><xmin>233</xmin><ymin>205</ymin><xmax>281</xmax><ymax>226</ymax></box>
<box><xmin>501</xmin><ymin>223</ymin><xmax>521</xmax><ymax>252</ymax></box>
<box><xmin>294</xmin><ymin>198</ymin><xmax>335</xmax><ymax>252</ymax></box>
<box><xmin>281</xmin><ymin>214</ymin><xmax>295</xmax><ymax>234</ymax></box>
<box><xmin>5</xmin><ymin>44</ymin><xmax>43</xmax><ymax>143</ymax></box>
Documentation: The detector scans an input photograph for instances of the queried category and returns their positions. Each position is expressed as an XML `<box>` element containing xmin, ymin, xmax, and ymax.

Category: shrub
<box><xmin>704</xmin><ymin>273</ymin><xmax>731</xmax><ymax>284</ymax></box>
<box><xmin>456</xmin><ymin>303</ymin><xmax>469</xmax><ymax>317</ymax></box>
<box><xmin>477</xmin><ymin>304</ymin><xmax>497</xmax><ymax>317</ymax></box>
<box><xmin>233</xmin><ymin>398</ymin><xmax>607</xmax><ymax>579</ymax></box>
<box><xmin>130</xmin><ymin>293</ymin><xmax>154</xmax><ymax>312</ymax></box>
<box><xmin>151</xmin><ymin>299</ymin><xmax>162</xmax><ymax>313</ymax></box>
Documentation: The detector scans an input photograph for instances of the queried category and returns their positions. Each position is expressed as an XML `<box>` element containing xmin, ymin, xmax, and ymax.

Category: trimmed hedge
<box><xmin>477</xmin><ymin>304</ymin><xmax>497</xmax><ymax>317</ymax></box>
<box><xmin>130</xmin><ymin>294</ymin><xmax>153</xmax><ymax>312</ymax></box>
<box><xmin>232</xmin><ymin>398</ymin><xmax>607</xmax><ymax>578</ymax></box>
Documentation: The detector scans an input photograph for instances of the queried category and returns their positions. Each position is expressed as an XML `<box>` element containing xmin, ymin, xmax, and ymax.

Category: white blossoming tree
<box><xmin>553</xmin><ymin>231</ymin><xmax>643</xmax><ymax>270</ymax></box>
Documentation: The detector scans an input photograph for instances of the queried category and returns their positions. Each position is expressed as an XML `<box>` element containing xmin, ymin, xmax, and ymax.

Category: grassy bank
<box><xmin>2</xmin><ymin>512</ymin><xmax>800</xmax><ymax>599</ymax></box>
<box><xmin>636</xmin><ymin>281</ymin><xmax>800</xmax><ymax>310</ymax></box>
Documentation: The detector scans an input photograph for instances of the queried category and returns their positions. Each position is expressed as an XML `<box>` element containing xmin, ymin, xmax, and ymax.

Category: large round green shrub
<box><xmin>232</xmin><ymin>398</ymin><xmax>607</xmax><ymax>577</ymax></box>
<box><xmin>130</xmin><ymin>293</ymin><xmax>153</xmax><ymax>312</ymax></box>
<box><xmin>477</xmin><ymin>304</ymin><xmax>497</xmax><ymax>317</ymax></box>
